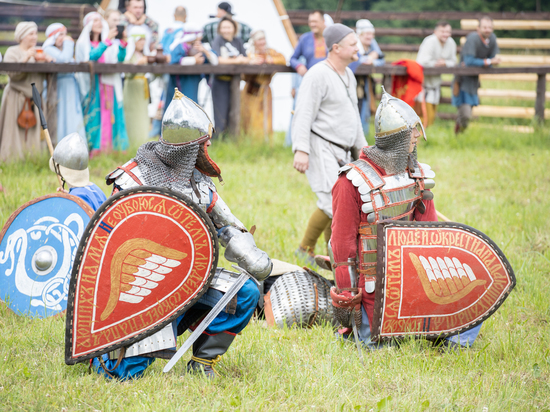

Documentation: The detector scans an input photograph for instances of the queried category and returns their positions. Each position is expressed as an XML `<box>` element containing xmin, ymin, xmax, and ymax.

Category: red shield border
<box><xmin>372</xmin><ymin>221</ymin><xmax>515</xmax><ymax>342</ymax></box>
<box><xmin>65</xmin><ymin>187</ymin><xmax>218</xmax><ymax>364</ymax></box>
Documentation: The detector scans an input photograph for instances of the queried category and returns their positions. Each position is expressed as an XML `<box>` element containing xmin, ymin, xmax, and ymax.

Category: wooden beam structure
<box><xmin>461</xmin><ymin>19</ymin><xmax>550</xmax><ymax>31</ymax></box>
<box><xmin>478</xmin><ymin>88</ymin><xmax>550</xmax><ymax>101</ymax></box>
<box><xmin>535</xmin><ymin>74</ymin><xmax>547</xmax><ymax>124</ymax></box>
<box><xmin>288</xmin><ymin>10</ymin><xmax>550</xmax><ymax>22</ymax></box>
<box><xmin>1</xmin><ymin>63</ymin><xmax>548</xmax><ymax>124</ymax></box>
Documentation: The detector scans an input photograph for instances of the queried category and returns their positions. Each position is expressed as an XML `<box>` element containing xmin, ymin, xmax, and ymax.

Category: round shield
<box><xmin>65</xmin><ymin>186</ymin><xmax>218</xmax><ymax>364</ymax></box>
<box><xmin>0</xmin><ymin>193</ymin><xmax>94</xmax><ymax>317</ymax></box>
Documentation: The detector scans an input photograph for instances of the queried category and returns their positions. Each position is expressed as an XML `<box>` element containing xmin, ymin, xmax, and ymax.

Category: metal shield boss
<box><xmin>372</xmin><ymin>221</ymin><xmax>515</xmax><ymax>342</ymax></box>
<box><xmin>0</xmin><ymin>193</ymin><xmax>94</xmax><ymax>317</ymax></box>
<box><xmin>65</xmin><ymin>187</ymin><xmax>218</xmax><ymax>364</ymax></box>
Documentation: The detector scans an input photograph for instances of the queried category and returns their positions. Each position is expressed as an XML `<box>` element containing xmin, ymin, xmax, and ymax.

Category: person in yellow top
<box><xmin>241</xmin><ymin>30</ymin><xmax>286</xmax><ymax>141</ymax></box>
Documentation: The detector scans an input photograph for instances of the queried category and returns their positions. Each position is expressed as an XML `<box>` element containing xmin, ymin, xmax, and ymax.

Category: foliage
<box><xmin>0</xmin><ymin>123</ymin><xmax>550</xmax><ymax>410</ymax></box>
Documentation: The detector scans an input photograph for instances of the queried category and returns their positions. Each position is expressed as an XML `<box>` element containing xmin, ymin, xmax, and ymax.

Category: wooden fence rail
<box><xmin>0</xmin><ymin>62</ymin><xmax>547</xmax><ymax>130</ymax></box>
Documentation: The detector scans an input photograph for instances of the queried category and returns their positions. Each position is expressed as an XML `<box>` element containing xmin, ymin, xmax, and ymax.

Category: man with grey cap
<box><xmin>50</xmin><ymin>132</ymin><xmax>106</xmax><ymax>211</ymax></box>
<box><xmin>292</xmin><ymin>23</ymin><xmax>367</xmax><ymax>263</ymax></box>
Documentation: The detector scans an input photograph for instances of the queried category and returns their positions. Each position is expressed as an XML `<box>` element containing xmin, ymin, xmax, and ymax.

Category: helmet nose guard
<box><xmin>161</xmin><ymin>88</ymin><xmax>214</xmax><ymax>146</ymax></box>
<box><xmin>375</xmin><ymin>87</ymin><xmax>427</xmax><ymax>141</ymax></box>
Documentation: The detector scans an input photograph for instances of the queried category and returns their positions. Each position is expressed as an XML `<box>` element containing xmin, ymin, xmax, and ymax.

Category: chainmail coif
<box><xmin>363</xmin><ymin>127</ymin><xmax>418</xmax><ymax>175</ymax></box>
<box><xmin>134</xmin><ymin>141</ymin><xmax>200</xmax><ymax>192</ymax></box>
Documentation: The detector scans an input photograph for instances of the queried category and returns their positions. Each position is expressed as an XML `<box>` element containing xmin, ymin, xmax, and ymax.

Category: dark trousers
<box><xmin>212</xmin><ymin>78</ymin><xmax>231</xmax><ymax>137</ymax></box>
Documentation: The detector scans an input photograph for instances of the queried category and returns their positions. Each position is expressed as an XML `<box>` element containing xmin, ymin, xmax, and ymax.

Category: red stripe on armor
<box><xmin>117</xmin><ymin>161</ymin><xmax>142</xmax><ymax>185</ymax></box>
<box><xmin>206</xmin><ymin>192</ymin><xmax>218</xmax><ymax>213</ymax></box>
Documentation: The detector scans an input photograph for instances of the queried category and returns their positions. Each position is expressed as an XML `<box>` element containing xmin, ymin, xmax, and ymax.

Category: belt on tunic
<box><xmin>310</xmin><ymin>129</ymin><xmax>353</xmax><ymax>167</ymax></box>
<box><xmin>310</xmin><ymin>129</ymin><xmax>351</xmax><ymax>152</ymax></box>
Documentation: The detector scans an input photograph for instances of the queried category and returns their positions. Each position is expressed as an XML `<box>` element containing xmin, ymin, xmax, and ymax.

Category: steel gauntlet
<box><xmin>218</xmin><ymin>226</ymin><xmax>272</xmax><ymax>281</ymax></box>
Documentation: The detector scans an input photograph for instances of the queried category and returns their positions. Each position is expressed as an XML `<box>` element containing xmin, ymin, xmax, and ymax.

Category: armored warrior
<box><xmin>330</xmin><ymin>90</ymin><xmax>481</xmax><ymax>348</ymax></box>
<box><xmin>93</xmin><ymin>89</ymin><xmax>272</xmax><ymax>379</ymax></box>
<box><xmin>49</xmin><ymin>133</ymin><xmax>107</xmax><ymax>212</ymax></box>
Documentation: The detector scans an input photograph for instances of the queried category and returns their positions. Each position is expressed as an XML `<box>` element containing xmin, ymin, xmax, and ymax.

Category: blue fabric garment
<box><xmin>164</xmin><ymin>45</ymin><xmax>216</xmax><ymax>107</ymax></box>
<box><xmin>44</xmin><ymin>41</ymin><xmax>86</xmax><ymax>142</ymax></box>
<box><xmin>290</xmin><ymin>32</ymin><xmax>327</xmax><ymax>70</ymax></box>
<box><xmin>348</xmin><ymin>38</ymin><xmax>385</xmax><ymax>72</ymax></box>
<box><xmin>464</xmin><ymin>54</ymin><xmax>487</xmax><ymax>67</ymax></box>
<box><xmin>92</xmin><ymin>354</ymin><xmax>155</xmax><ymax>380</ymax></box>
<box><xmin>69</xmin><ymin>183</ymin><xmax>107</xmax><ymax>211</ymax></box>
<box><xmin>82</xmin><ymin>42</ymin><xmax>129</xmax><ymax>152</ymax></box>
<box><xmin>452</xmin><ymin>90</ymin><xmax>480</xmax><ymax>107</ymax></box>
<box><xmin>160</xmin><ymin>23</ymin><xmax>185</xmax><ymax>53</ymax></box>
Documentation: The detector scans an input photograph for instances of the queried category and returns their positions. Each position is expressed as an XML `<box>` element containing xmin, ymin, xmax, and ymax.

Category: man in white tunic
<box><xmin>415</xmin><ymin>21</ymin><xmax>457</xmax><ymax>126</ymax></box>
<box><xmin>292</xmin><ymin>23</ymin><xmax>367</xmax><ymax>262</ymax></box>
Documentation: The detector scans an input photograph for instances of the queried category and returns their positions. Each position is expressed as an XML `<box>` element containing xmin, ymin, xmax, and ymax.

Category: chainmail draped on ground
<box><xmin>363</xmin><ymin>128</ymin><xmax>418</xmax><ymax>175</ymax></box>
<box><xmin>134</xmin><ymin>141</ymin><xmax>200</xmax><ymax>192</ymax></box>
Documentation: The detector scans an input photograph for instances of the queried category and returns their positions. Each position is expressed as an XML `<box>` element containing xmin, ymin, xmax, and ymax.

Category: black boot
<box><xmin>187</xmin><ymin>332</ymin><xmax>235</xmax><ymax>378</ymax></box>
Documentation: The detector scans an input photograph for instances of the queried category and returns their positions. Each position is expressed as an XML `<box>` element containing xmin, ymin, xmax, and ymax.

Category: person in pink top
<box><xmin>75</xmin><ymin>12</ymin><xmax>129</xmax><ymax>157</ymax></box>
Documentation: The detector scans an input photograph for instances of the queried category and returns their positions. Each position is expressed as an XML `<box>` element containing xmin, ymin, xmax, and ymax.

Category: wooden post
<box><xmin>535</xmin><ymin>73</ymin><xmax>547</xmax><ymax>124</ymax></box>
<box><xmin>272</xmin><ymin>0</ymin><xmax>299</xmax><ymax>48</ymax></box>
<box><xmin>228</xmin><ymin>75</ymin><xmax>241</xmax><ymax>137</ymax></box>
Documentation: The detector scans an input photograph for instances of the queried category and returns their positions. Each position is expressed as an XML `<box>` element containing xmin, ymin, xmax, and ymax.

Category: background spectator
<box><xmin>76</xmin><ymin>12</ymin><xmax>129</xmax><ymax>156</ymax></box>
<box><xmin>120</xmin><ymin>0</ymin><xmax>159</xmax><ymax>53</ymax></box>
<box><xmin>289</xmin><ymin>10</ymin><xmax>327</xmax><ymax>77</ymax></box>
<box><xmin>123</xmin><ymin>26</ymin><xmax>151</xmax><ymax>146</ymax></box>
<box><xmin>0</xmin><ymin>22</ymin><xmax>50</xmax><ymax>162</ymax></box>
<box><xmin>416</xmin><ymin>21</ymin><xmax>456</xmax><ymax>127</ymax></box>
<box><xmin>43</xmin><ymin>23</ymin><xmax>86</xmax><ymax>143</ymax></box>
<box><xmin>349</xmin><ymin>19</ymin><xmax>385</xmax><ymax>135</ymax></box>
<box><xmin>287</xmin><ymin>10</ymin><xmax>328</xmax><ymax>146</ymax></box>
<box><xmin>241</xmin><ymin>30</ymin><xmax>286</xmax><ymax>140</ymax></box>
<box><xmin>203</xmin><ymin>2</ymin><xmax>252</xmax><ymax>45</ymax></box>
<box><xmin>210</xmin><ymin>16</ymin><xmax>248</xmax><ymax>137</ymax></box>
<box><xmin>104</xmin><ymin>9</ymin><xmax>121</xmax><ymax>31</ymax></box>
<box><xmin>452</xmin><ymin>16</ymin><xmax>500</xmax><ymax>134</ymax></box>
<box><xmin>167</xmin><ymin>24</ymin><xmax>218</xmax><ymax>105</ymax></box>
<box><xmin>161</xmin><ymin>6</ymin><xmax>187</xmax><ymax>52</ymax></box>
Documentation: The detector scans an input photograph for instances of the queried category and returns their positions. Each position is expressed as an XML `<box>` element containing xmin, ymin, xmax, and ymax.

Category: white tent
<box><xmin>109</xmin><ymin>0</ymin><xmax>295</xmax><ymax>132</ymax></box>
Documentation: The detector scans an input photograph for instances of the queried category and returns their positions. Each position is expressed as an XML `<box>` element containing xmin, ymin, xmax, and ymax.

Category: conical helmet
<box><xmin>49</xmin><ymin>133</ymin><xmax>90</xmax><ymax>187</ymax></box>
<box><xmin>161</xmin><ymin>89</ymin><xmax>214</xmax><ymax>145</ymax></box>
<box><xmin>374</xmin><ymin>87</ymin><xmax>427</xmax><ymax>141</ymax></box>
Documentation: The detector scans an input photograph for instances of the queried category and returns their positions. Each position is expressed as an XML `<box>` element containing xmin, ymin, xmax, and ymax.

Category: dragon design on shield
<box><xmin>0</xmin><ymin>214</ymin><xmax>85</xmax><ymax>311</ymax></box>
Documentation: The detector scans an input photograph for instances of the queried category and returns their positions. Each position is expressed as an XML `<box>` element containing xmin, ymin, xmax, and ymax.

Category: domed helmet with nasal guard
<box><xmin>161</xmin><ymin>88</ymin><xmax>214</xmax><ymax>146</ymax></box>
<box><xmin>364</xmin><ymin>88</ymin><xmax>427</xmax><ymax>175</ymax></box>
<box><xmin>374</xmin><ymin>87</ymin><xmax>427</xmax><ymax>141</ymax></box>
<box><xmin>159</xmin><ymin>89</ymin><xmax>222</xmax><ymax>179</ymax></box>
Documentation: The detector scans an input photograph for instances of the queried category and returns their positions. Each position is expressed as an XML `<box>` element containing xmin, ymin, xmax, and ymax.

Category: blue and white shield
<box><xmin>0</xmin><ymin>193</ymin><xmax>94</xmax><ymax>317</ymax></box>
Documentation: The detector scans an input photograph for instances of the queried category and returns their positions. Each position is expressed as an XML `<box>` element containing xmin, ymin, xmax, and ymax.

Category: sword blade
<box><xmin>351</xmin><ymin>315</ymin><xmax>365</xmax><ymax>365</ymax></box>
<box><xmin>163</xmin><ymin>270</ymin><xmax>250</xmax><ymax>373</ymax></box>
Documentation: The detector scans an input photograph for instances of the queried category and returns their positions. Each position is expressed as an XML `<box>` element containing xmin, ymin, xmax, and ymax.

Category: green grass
<box><xmin>1</xmin><ymin>125</ymin><xmax>550</xmax><ymax>411</ymax></box>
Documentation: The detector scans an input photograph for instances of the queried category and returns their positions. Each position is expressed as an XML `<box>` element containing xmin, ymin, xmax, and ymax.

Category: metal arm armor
<box><xmin>218</xmin><ymin>226</ymin><xmax>273</xmax><ymax>281</ymax></box>
<box><xmin>208</xmin><ymin>195</ymin><xmax>247</xmax><ymax>232</ymax></box>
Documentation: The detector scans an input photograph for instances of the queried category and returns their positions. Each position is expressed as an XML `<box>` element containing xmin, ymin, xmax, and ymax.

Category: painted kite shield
<box><xmin>0</xmin><ymin>193</ymin><xmax>94</xmax><ymax>318</ymax></box>
<box><xmin>372</xmin><ymin>221</ymin><xmax>515</xmax><ymax>342</ymax></box>
<box><xmin>65</xmin><ymin>187</ymin><xmax>218</xmax><ymax>365</ymax></box>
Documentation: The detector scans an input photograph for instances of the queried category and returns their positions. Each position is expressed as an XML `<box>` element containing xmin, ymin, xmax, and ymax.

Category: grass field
<box><xmin>0</xmin><ymin>122</ymin><xmax>549</xmax><ymax>411</ymax></box>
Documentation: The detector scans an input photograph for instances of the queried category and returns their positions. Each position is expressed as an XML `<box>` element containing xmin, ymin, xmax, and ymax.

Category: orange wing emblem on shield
<box><xmin>100</xmin><ymin>238</ymin><xmax>188</xmax><ymax>321</ymax></box>
<box><xmin>409</xmin><ymin>253</ymin><xmax>487</xmax><ymax>305</ymax></box>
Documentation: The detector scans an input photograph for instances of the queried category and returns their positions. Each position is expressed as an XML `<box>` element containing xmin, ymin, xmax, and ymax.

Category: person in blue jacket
<box><xmin>49</xmin><ymin>133</ymin><xmax>106</xmax><ymax>212</ymax></box>
<box><xmin>165</xmin><ymin>23</ymin><xmax>219</xmax><ymax>106</ymax></box>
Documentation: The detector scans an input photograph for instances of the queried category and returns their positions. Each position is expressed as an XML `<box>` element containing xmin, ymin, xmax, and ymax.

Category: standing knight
<box><xmin>93</xmin><ymin>89</ymin><xmax>272</xmax><ymax>379</ymax></box>
<box><xmin>330</xmin><ymin>89</ymin><xmax>481</xmax><ymax>348</ymax></box>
